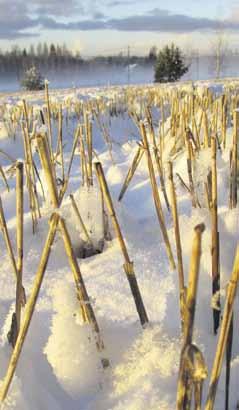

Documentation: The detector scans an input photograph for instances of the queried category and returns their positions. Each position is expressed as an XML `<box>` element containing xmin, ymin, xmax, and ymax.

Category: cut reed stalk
<box><xmin>184</xmin><ymin>223</ymin><xmax>205</xmax><ymax>345</ymax></box>
<box><xmin>176</xmin><ymin>173</ymin><xmax>191</xmax><ymax>194</ymax></box>
<box><xmin>176</xmin><ymin>223</ymin><xmax>205</xmax><ymax>409</ymax></box>
<box><xmin>86</xmin><ymin>116</ymin><xmax>93</xmax><ymax>186</ymax></box>
<box><xmin>118</xmin><ymin>145</ymin><xmax>144</xmax><ymax>201</ymax></box>
<box><xmin>58</xmin><ymin>217</ymin><xmax>109</xmax><ymax>368</ymax></box>
<box><xmin>56</xmin><ymin>104</ymin><xmax>65</xmax><ymax>183</ymax></box>
<box><xmin>22</xmin><ymin>99</ymin><xmax>30</xmax><ymax>132</ymax></box>
<box><xmin>153</xmin><ymin>147</ymin><xmax>170</xmax><ymax>212</ymax></box>
<box><xmin>0</xmin><ymin>213</ymin><xmax>60</xmax><ymax>403</ymax></box>
<box><xmin>0</xmin><ymin>165</ymin><xmax>9</xmax><ymax>191</ymax></box>
<box><xmin>79</xmin><ymin>124</ymin><xmax>87</xmax><ymax>186</ymax></box>
<box><xmin>185</xmin><ymin>129</ymin><xmax>197</xmax><ymax>208</ymax></box>
<box><xmin>168</xmin><ymin>161</ymin><xmax>185</xmax><ymax>327</ymax></box>
<box><xmin>225</xmin><ymin>315</ymin><xmax>233</xmax><ymax>410</ymax></box>
<box><xmin>205</xmin><ymin>246</ymin><xmax>239</xmax><ymax>410</ymax></box>
<box><xmin>0</xmin><ymin>196</ymin><xmax>18</xmax><ymax>280</ymax></box>
<box><xmin>203</xmin><ymin>110</ymin><xmax>210</xmax><ymax>148</ymax></box>
<box><xmin>36</xmin><ymin>134</ymin><xmax>59</xmax><ymax>208</ymax></box>
<box><xmin>15</xmin><ymin>162</ymin><xmax>24</xmax><ymax>343</ymax></box>
<box><xmin>140</xmin><ymin>121</ymin><xmax>175</xmax><ymax>270</ymax></box>
<box><xmin>59</xmin><ymin>125</ymin><xmax>81</xmax><ymax>202</ymax></box>
<box><xmin>231</xmin><ymin>110</ymin><xmax>238</xmax><ymax>208</ymax></box>
<box><xmin>21</xmin><ymin>125</ymin><xmax>38</xmax><ymax>232</ymax></box>
<box><xmin>23</xmin><ymin>124</ymin><xmax>41</xmax><ymax>219</ymax></box>
<box><xmin>44</xmin><ymin>81</ymin><xmax>54</xmax><ymax>163</ymax></box>
<box><xmin>95</xmin><ymin>161</ymin><xmax>149</xmax><ymax>327</ymax></box>
<box><xmin>211</xmin><ymin>137</ymin><xmax>220</xmax><ymax>334</ymax></box>
<box><xmin>69</xmin><ymin>194</ymin><xmax>93</xmax><ymax>247</ymax></box>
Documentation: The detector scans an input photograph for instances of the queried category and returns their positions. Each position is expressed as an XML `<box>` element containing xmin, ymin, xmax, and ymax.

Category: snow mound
<box><xmin>111</xmin><ymin>325</ymin><xmax>179</xmax><ymax>409</ymax></box>
<box><xmin>44</xmin><ymin>280</ymin><xmax>102</xmax><ymax>398</ymax></box>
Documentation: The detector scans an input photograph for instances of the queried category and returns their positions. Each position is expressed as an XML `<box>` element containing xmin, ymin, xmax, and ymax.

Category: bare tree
<box><xmin>211</xmin><ymin>29</ymin><xmax>229</xmax><ymax>79</ymax></box>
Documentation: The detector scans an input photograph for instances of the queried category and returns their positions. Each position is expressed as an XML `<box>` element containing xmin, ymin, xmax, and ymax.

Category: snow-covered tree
<box><xmin>21</xmin><ymin>66</ymin><xmax>44</xmax><ymax>91</ymax></box>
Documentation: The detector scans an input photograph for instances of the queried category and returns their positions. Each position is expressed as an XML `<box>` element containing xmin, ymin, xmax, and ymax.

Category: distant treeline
<box><xmin>0</xmin><ymin>43</ymin><xmax>157</xmax><ymax>78</ymax></box>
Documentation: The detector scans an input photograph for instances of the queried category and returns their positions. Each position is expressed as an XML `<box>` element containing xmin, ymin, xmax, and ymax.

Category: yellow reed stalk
<box><xmin>0</xmin><ymin>213</ymin><xmax>60</xmax><ymax>403</ymax></box>
<box><xmin>95</xmin><ymin>161</ymin><xmax>149</xmax><ymax>326</ymax></box>
<box><xmin>140</xmin><ymin>121</ymin><xmax>176</xmax><ymax>269</ymax></box>
<box><xmin>15</xmin><ymin>162</ymin><xmax>24</xmax><ymax>342</ymax></box>
<box><xmin>36</xmin><ymin>134</ymin><xmax>59</xmax><ymax>208</ymax></box>
<box><xmin>205</xmin><ymin>246</ymin><xmax>239</xmax><ymax>410</ymax></box>
<box><xmin>168</xmin><ymin>161</ymin><xmax>185</xmax><ymax>326</ymax></box>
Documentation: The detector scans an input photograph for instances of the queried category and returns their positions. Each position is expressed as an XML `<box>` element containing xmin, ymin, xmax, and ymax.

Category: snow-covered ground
<box><xmin>0</xmin><ymin>81</ymin><xmax>238</xmax><ymax>409</ymax></box>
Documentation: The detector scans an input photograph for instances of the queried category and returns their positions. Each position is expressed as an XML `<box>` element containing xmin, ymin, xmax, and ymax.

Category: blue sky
<box><xmin>0</xmin><ymin>0</ymin><xmax>238</xmax><ymax>55</ymax></box>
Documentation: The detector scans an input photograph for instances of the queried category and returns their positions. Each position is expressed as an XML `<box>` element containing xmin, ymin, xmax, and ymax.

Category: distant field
<box><xmin>0</xmin><ymin>54</ymin><xmax>239</xmax><ymax>93</ymax></box>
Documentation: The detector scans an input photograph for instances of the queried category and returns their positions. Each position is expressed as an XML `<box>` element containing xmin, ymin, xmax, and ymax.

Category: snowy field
<box><xmin>0</xmin><ymin>80</ymin><xmax>238</xmax><ymax>409</ymax></box>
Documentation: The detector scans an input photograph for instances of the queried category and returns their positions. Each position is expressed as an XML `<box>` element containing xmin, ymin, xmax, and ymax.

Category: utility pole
<box><xmin>127</xmin><ymin>46</ymin><xmax>130</xmax><ymax>85</ymax></box>
<box><xmin>196</xmin><ymin>49</ymin><xmax>199</xmax><ymax>81</ymax></box>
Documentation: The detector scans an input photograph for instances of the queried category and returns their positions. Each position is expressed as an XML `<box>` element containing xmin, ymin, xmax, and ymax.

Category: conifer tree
<box><xmin>154</xmin><ymin>43</ymin><xmax>189</xmax><ymax>83</ymax></box>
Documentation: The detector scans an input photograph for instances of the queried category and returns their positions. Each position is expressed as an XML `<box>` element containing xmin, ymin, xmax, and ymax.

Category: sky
<box><xmin>0</xmin><ymin>0</ymin><xmax>239</xmax><ymax>56</ymax></box>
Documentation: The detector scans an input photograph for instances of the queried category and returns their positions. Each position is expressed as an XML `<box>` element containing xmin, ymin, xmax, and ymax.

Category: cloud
<box><xmin>0</xmin><ymin>0</ymin><xmax>93</xmax><ymax>38</ymax></box>
<box><xmin>0</xmin><ymin>1</ymin><xmax>38</xmax><ymax>39</ymax></box>
<box><xmin>0</xmin><ymin>30</ymin><xmax>38</xmax><ymax>40</ymax></box>
<box><xmin>147</xmin><ymin>8</ymin><xmax>171</xmax><ymax>17</ymax></box>
<box><xmin>106</xmin><ymin>0</ymin><xmax>137</xmax><ymax>6</ymax></box>
<box><xmin>92</xmin><ymin>12</ymin><xmax>106</xmax><ymax>20</ymax></box>
<box><xmin>106</xmin><ymin>13</ymin><xmax>220</xmax><ymax>32</ymax></box>
<box><xmin>0</xmin><ymin>2</ymin><xmax>239</xmax><ymax>40</ymax></box>
<box><xmin>37</xmin><ymin>17</ymin><xmax>106</xmax><ymax>31</ymax></box>
<box><xmin>38</xmin><ymin>10</ymin><xmax>239</xmax><ymax>33</ymax></box>
<box><xmin>31</xmin><ymin>0</ymin><xmax>84</xmax><ymax>17</ymax></box>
